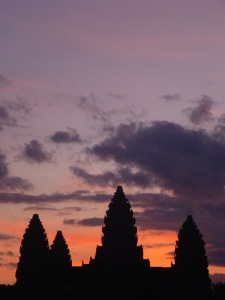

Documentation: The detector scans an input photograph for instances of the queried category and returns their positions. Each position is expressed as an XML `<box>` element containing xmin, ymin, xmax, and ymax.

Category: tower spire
<box><xmin>90</xmin><ymin>186</ymin><xmax>150</xmax><ymax>270</ymax></box>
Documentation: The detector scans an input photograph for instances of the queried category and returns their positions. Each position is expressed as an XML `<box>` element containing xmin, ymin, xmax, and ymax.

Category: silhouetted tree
<box><xmin>50</xmin><ymin>230</ymin><xmax>72</xmax><ymax>283</ymax></box>
<box><xmin>174</xmin><ymin>215</ymin><xmax>212</xmax><ymax>298</ymax></box>
<box><xmin>15</xmin><ymin>214</ymin><xmax>50</xmax><ymax>286</ymax></box>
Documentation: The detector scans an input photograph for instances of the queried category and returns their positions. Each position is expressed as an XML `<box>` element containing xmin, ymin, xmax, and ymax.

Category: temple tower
<box><xmin>174</xmin><ymin>215</ymin><xmax>212</xmax><ymax>298</ymax></box>
<box><xmin>90</xmin><ymin>186</ymin><xmax>149</xmax><ymax>270</ymax></box>
<box><xmin>16</xmin><ymin>214</ymin><xmax>49</xmax><ymax>285</ymax></box>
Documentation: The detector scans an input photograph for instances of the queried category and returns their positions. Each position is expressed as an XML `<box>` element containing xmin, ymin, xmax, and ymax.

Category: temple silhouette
<box><xmin>1</xmin><ymin>186</ymin><xmax>214</xmax><ymax>299</ymax></box>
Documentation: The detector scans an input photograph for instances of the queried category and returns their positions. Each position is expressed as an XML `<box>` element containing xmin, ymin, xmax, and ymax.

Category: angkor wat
<box><xmin>0</xmin><ymin>186</ymin><xmax>218</xmax><ymax>299</ymax></box>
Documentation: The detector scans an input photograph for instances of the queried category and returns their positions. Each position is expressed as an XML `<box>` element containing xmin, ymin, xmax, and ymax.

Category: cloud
<box><xmin>63</xmin><ymin>219</ymin><xmax>76</xmax><ymax>225</ymax></box>
<box><xmin>63</xmin><ymin>217</ymin><xmax>103</xmax><ymax>227</ymax></box>
<box><xmin>0</xmin><ymin>176</ymin><xmax>33</xmax><ymax>191</ymax></box>
<box><xmin>0</xmin><ymin>152</ymin><xmax>33</xmax><ymax>191</ymax></box>
<box><xmin>5</xmin><ymin>98</ymin><xmax>31</xmax><ymax>117</ymax></box>
<box><xmin>76</xmin><ymin>217</ymin><xmax>103</xmax><ymax>227</ymax></box>
<box><xmin>0</xmin><ymin>152</ymin><xmax>9</xmax><ymax>178</ymax></box>
<box><xmin>23</xmin><ymin>205</ymin><xmax>82</xmax><ymax>215</ymax></box>
<box><xmin>0</xmin><ymin>233</ymin><xmax>16</xmax><ymax>241</ymax></box>
<box><xmin>0</xmin><ymin>251</ymin><xmax>15</xmax><ymax>257</ymax></box>
<box><xmin>0</xmin><ymin>99</ymin><xmax>31</xmax><ymax>128</ymax></box>
<box><xmin>145</xmin><ymin>243</ymin><xmax>175</xmax><ymax>249</ymax></box>
<box><xmin>0</xmin><ymin>75</ymin><xmax>10</xmax><ymax>87</ymax></box>
<box><xmin>207</xmin><ymin>249</ymin><xmax>225</xmax><ymax>267</ymax></box>
<box><xmin>0</xmin><ymin>105</ymin><xmax>17</xmax><ymax>127</ymax></box>
<box><xmin>5</xmin><ymin>262</ymin><xmax>17</xmax><ymax>269</ymax></box>
<box><xmin>71</xmin><ymin>167</ymin><xmax>118</xmax><ymax>187</ymax></box>
<box><xmin>77</xmin><ymin>95</ymin><xmax>107</xmax><ymax>122</ymax></box>
<box><xmin>159</xmin><ymin>94</ymin><xmax>181</xmax><ymax>102</ymax></box>
<box><xmin>23</xmin><ymin>206</ymin><xmax>59</xmax><ymax>212</ymax></box>
<box><xmin>50</xmin><ymin>128</ymin><xmax>81</xmax><ymax>143</ymax></box>
<box><xmin>213</xmin><ymin>114</ymin><xmax>225</xmax><ymax>142</ymax></box>
<box><xmin>22</xmin><ymin>139</ymin><xmax>53</xmax><ymax>163</ymax></box>
<box><xmin>133</xmin><ymin>193</ymin><xmax>190</xmax><ymax>232</ymax></box>
<box><xmin>77</xmin><ymin>94</ymin><xmax>117</xmax><ymax>131</ymax></box>
<box><xmin>183</xmin><ymin>95</ymin><xmax>214</xmax><ymax>125</ymax></box>
<box><xmin>71</xmin><ymin>166</ymin><xmax>151</xmax><ymax>187</ymax></box>
<box><xmin>0</xmin><ymin>189</ymin><xmax>109</xmax><ymax>204</ymax></box>
<box><xmin>89</xmin><ymin>121</ymin><xmax>225</xmax><ymax>202</ymax></box>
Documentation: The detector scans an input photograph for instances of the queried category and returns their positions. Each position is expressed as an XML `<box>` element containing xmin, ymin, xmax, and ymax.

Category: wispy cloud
<box><xmin>159</xmin><ymin>94</ymin><xmax>182</xmax><ymax>102</ymax></box>
<box><xmin>0</xmin><ymin>152</ymin><xmax>33</xmax><ymax>191</ymax></box>
<box><xmin>50</xmin><ymin>127</ymin><xmax>81</xmax><ymax>143</ymax></box>
<box><xmin>21</xmin><ymin>140</ymin><xmax>53</xmax><ymax>163</ymax></box>
<box><xmin>0</xmin><ymin>233</ymin><xmax>16</xmax><ymax>241</ymax></box>
<box><xmin>63</xmin><ymin>217</ymin><xmax>103</xmax><ymax>227</ymax></box>
<box><xmin>183</xmin><ymin>95</ymin><xmax>214</xmax><ymax>125</ymax></box>
<box><xmin>71</xmin><ymin>166</ymin><xmax>151</xmax><ymax>188</ymax></box>
<box><xmin>63</xmin><ymin>219</ymin><xmax>76</xmax><ymax>226</ymax></box>
<box><xmin>145</xmin><ymin>243</ymin><xmax>175</xmax><ymax>249</ymax></box>
<box><xmin>0</xmin><ymin>251</ymin><xmax>15</xmax><ymax>257</ymax></box>
<box><xmin>0</xmin><ymin>190</ymin><xmax>109</xmax><ymax>204</ymax></box>
<box><xmin>0</xmin><ymin>105</ymin><xmax>17</xmax><ymax>127</ymax></box>
<box><xmin>0</xmin><ymin>98</ymin><xmax>31</xmax><ymax>129</ymax></box>
<box><xmin>76</xmin><ymin>217</ymin><xmax>103</xmax><ymax>227</ymax></box>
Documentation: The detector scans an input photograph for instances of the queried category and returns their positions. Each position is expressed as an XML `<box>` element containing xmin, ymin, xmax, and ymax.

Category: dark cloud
<box><xmin>77</xmin><ymin>94</ymin><xmax>117</xmax><ymax>131</ymax></box>
<box><xmin>0</xmin><ymin>105</ymin><xmax>17</xmax><ymax>127</ymax></box>
<box><xmin>89</xmin><ymin>121</ymin><xmax>225</xmax><ymax>202</ymax></box>
<box><xmin>0</xmin><ymin>233</ymin><xmax>16</xmax><ymax>241</ymax></box>
<box><xmin>145</xmin><ymin>243</ymin><xmax>175</xmax><ymax>249</ymax></box>
<box><xmin>0</xmin><ymin>176</ymin><xmax>33</xmax><ymax>191</ymax></box>
<box><xmin>22</xmin><ymin>139</ymin><xmax>53</xmax><ymax>163</ymax></box>
<box><xmin>71</xmin><ymin>166</ymin><xmax>151</xmax><ymax>188</ymax></box>
<box><xmin>0</xmin><ymin>251</ymin><xmax>15</xmax><ymax>257</ymax></box>
<box><xmin>62</xmin><ymin>206</ymin><xmax>82</xmax><ymax>212</ymax></box>
<box><xmin>5</xmin><ymin>98</ymin><xmax>31</xmax><ymax>118</ymax></box>
<box><xmin>5</xmin><ymin>262</ymin><xmax>17</xmax><ymax>269</ymax></box>
<box><xmin>63</xmin><ymin>217</ymin><xmax>103</xmax><ymax>227</ymax></box>
<box><xmin>212</xmin><ymin>114</ymin><xmax>225</xmax><ymax>142</ymax></box>
<box><xmin>50</xmin><ymin>128</ymin><xmax>81</xmax><ymax>143</ymax></box>
<box><xmin>134</xmin><ymin>194</ymin><xmax>190</xmax><ymax>232</ymax></box>
<box><xmin>63</xmin><ymin>219</ymin><xmax>76</xmax><ymax>225</ymax></box>
<box><xmin>0</xmin><ymin>152</ymin><xmax>33</xmax><ymax>191</ymax></box>
<box><xmin>0</xmin><ymin>152</ymin><xmax>9</xmax><ymax>178</ymax></box>
<box><xmin>207</xmin><ymin>249</ymin><xmax>225</xmax><ymax>267</ymax></box>
<box><xmin>0</xmin><ymin>189</ymin><xmax>109</xmax><ymax>204</ymax></box>
<box><xmin>0</xmin><ymin>99</ymin><xmax>31</xmax><ymax>129</ymax></box>
<box><xmin>77</xmin><ymin>217</ymin><xmax>103</xmax><ymax>227</ymax></box>
<box><xmin>159</xmin><ymin>94</ymin><xmax>181</xmax><ymax>102</ymax></box>
<box><xmin>183</xmin><ymin>95</ymin><xmax>214</xmax><ymax>125</ymax></box>
<box><xmin>77</xmin><ymin>95</ymin><xmax>108</xmax><ymax>122</ymax></box>
<box><xmin>71</xmin><ymin>167</ymin><xmax>118</xmax><ymax>187</ymax></box>
<box><xmin>23</xmin><ymin>205</ymin><xmax>82</xmax><ymax>215</ymax></box>
<box><xmin>23</xmin><ymin>206</ymin><xmax>59</xmax><ymax>212</ymax></box>
<box><xmin>0</xmin><ymin>75</ymin><xmax>10</xmax><ymax>87</ymax></box>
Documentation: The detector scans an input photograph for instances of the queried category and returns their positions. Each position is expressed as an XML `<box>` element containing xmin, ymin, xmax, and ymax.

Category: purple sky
<box><xmin>0</xmin><ymin>0</ymin><xmax>225</xmax><ymax>284</ymax></box>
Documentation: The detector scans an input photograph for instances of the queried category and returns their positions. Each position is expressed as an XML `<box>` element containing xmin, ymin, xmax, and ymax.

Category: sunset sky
<box><xmin>0</xmin><ymin>0</ymin><xmax>225</xmax><ymax>285</ymax></box>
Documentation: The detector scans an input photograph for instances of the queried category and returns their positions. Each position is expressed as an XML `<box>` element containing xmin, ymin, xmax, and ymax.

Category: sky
<box><xmin>0</xmin><ymin>0</ymin><xmax>225</xmax><ymax>285</ymax></box>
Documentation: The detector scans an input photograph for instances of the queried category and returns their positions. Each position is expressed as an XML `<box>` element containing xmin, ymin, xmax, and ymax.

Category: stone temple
<box><xmin>14</xmin><ymin>185</ymin><xmax>212</xmax><ymax>300</ymax></box>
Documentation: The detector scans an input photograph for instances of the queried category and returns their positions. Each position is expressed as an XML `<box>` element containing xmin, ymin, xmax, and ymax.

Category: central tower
<box><xmin>90</xmin><ymin>186</ymin><xmax>150</xmax><ymax>270</ymax></box>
